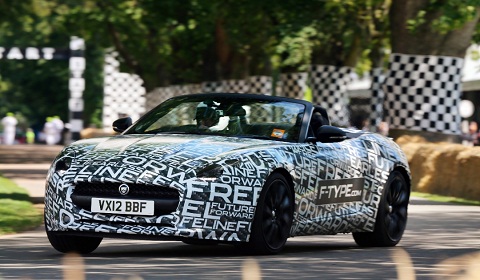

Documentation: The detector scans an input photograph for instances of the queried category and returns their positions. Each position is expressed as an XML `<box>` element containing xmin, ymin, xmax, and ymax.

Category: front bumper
<box><xmin>44</xmin><ymin>172</ymin><xmax>255</xmax><ymax>243</ymax></box>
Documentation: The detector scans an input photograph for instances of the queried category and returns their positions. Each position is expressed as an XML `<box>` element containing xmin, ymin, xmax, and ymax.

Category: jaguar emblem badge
<box><xmin>119</xmin><ymin>184</ymin><xmax>130</xmax><ymax>195</ymax></box>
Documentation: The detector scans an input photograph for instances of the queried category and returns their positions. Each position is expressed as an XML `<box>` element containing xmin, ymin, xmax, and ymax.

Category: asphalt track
<box><xmin>0</xmin><ymin>199</ymin><xmax>479</xmax><ymax>279</ymax></box>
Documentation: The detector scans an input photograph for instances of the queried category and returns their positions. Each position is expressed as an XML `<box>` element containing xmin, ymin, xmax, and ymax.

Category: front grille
<box><xmin>71</xmin><ymin>182</ymin><xmax>180</xmax><ymax>216</ymax></box>
<box><xmin>74</xmin><ymin>182</ymin><xmax>179</xmax><ymax>199</ymax></box>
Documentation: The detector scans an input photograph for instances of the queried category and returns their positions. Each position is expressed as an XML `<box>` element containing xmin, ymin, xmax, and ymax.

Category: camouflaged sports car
<box><xmin>44</xmin><ymin>93</ymin><xmax>411</xmax><ymax>255</ymax></box>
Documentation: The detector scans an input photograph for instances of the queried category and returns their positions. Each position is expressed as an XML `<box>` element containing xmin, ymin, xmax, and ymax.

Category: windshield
<box><xmin>125</xmin><ymin>95</ymin><xmax>306</xmax><ymax>142</ymax></box>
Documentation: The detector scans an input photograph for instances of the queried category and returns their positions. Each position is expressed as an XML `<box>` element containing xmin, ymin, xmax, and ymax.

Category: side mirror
<box><xmin>316</xmin><ymin>125</ymin><xmax>347</xmax><ymax>143</ymax></box>
<box><xmin>112</xmin><ymin>117</ymin><xmax>132</xmax><ymax>133</ymax></box>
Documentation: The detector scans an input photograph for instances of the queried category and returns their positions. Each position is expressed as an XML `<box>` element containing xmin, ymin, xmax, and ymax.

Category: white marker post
<box><xmin>68</xmin><ymin>36</ymin><xmax>86</xmax><ymax>142</ymax></box>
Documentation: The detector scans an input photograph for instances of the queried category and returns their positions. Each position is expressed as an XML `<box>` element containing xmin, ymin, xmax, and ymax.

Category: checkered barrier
<box><xmin>221</xmin><ymin>79</ymin><xmax>250</xmax><ymax>93</ymax></box>
<box><xmin>309</xmin><ymin>65</ymin><xmax>353</xmax><ymax>126</ymax></box>
<box><xmin>172</xmin><ymin>84</ymin><xmax>202</xmax><ymax>95</ymax></box>
<box><xmin>183</xmin><ymin>84</ymin><xmax>202</xmax><ymax>94</ymax></box>
<box><xmin>370</xmin><ymin>68</ymin><xmax>386</xmax><ymax>131</ymax></box>
<box><xmin>145</xmin><ymin>87</ymin><xmax>176</xmax><ymax>112</ymax></box>
<box><xmin>278</xmin><ymin>72</ymin><xmax>308</xmax><ymax>99</ymax></box>
<box><xmin>102</xmin><ymin>52</ymin><xmax>146</xmax><ymax>129</ymax></box>
<box><xmin>249</xmin><ymin>76</ymin><xmax>273</xmax><ymax>95</ymax></box>
<box><xmin>383</xmin><ymin>53</ymin><xmax>464</xmax><ymax>134</ymax></box>
<box><xmin>202</xmin><ymin>81</ymin><xmax>223</xmax><ymax>93</ymax></box>
<box><xmin>146</xmin><ymin>84</ymin><xmax>202</xmax><ymax>111</ymax></box>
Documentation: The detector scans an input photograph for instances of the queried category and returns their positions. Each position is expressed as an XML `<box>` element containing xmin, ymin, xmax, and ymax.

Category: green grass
<box><xmin>0</xmin><ymin>176</ymin><xmax>43</xmax><ymax>235</ymax></box>
<box><xmin>411</xmin><ymin>191</ymin><xmax>480</xmax><ymax>206</ymax></box>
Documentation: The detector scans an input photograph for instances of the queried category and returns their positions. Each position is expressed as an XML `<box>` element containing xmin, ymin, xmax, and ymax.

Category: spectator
<box><xmin>26</xmin><ymin>128</ymin><xmax>35</xmax><ymax>144</ymax></box>
<box><xmin>462</xmin><ymin>121</ymin><xmax>478</xmax><ymax>146</ymax></box>
<box><xmin>1</xmin><ymin>112</ymin><xmax>18</xmax><ymax>145</ymax></box>
<box><xmin>349</xmin><ymin>111</ymin><xmax>369</xmax><ymax>131</ymax></box>
<box><xmin>51</xmin><ymin>116</ymin><xmax>64</xmax><ymax>144</ymax></box>
<box><xmin>44</xmin><ymin>117</ymin><xmax>57</xmax><ymax>145</ymax></box>
<box><xmin>378</xmin><ymin>121</ymin><xmax>389</xmax><ymax>136</ymax></box>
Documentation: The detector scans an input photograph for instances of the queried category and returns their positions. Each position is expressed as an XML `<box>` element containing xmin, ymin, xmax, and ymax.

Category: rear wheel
<box><xmin>247</xmin><ymin>173</ymin><xmax>293</xmax><ymax>255</ymax></box>
<box><xmin>46</xmin><ymin>231</ymin><xmax>102</xmax><ymax>254</ymax></box>
<box><xmin>353</xmin><ymin>170</ymin><xmax>409</xmax><ymax>247</ymax></box>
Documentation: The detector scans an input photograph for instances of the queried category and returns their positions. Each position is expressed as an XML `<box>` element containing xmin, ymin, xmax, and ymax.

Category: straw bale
<box><xmin>396</xmin><ymin>135</ymin><xmax>428</xmax><ymax>145</ymax></box>
<box><xmin>455</xmin><ymin>148</ymin><xmax>480</xmax><ymax>200</ymax></box>
<box><xmin>397</xmin><ymin>140</ymin><xmax>480</xmax><ymax>201</ymax></box>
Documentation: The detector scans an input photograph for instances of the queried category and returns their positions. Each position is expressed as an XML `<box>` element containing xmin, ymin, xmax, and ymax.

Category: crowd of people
<box><xmin>0</xmin><ymin>113</ymin><xmax>64</xmax><ymax>145</ymax></box>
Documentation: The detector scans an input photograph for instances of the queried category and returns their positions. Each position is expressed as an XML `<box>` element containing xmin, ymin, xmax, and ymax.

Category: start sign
<box><xmin>0</xmin><ymin>46</ymin><xmax>69</xmax><ymax>60</ymax></box>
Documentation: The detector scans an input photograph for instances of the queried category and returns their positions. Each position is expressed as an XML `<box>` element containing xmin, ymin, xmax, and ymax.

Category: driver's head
<box><xmin>195</xmin><ymin>106</ymin><xmax>219</xmax><ymax>128</ymax></box>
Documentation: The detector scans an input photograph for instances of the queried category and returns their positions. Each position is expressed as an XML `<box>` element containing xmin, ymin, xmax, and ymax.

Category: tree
<box><xmin>64</xmin><ymin>0</ymin><xmax>282</xmax><ymax>87</ymax></box>
<box><xmin>272</xmin><ymin>0</ymin><xmax>393</xmax><ymax>73</ymax></box>
<box><xmin>390</xmin><ymin>0</ymin><xmax>480</xmax><ymax>57</ymax></box>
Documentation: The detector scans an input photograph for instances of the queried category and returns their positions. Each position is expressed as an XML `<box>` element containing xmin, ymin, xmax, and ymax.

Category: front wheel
<box><xmin>353</xmin><ymin>170</ymin><xmax>409</xmax><ymax>247</ymax></box>
<box><xmin>46</xmin><ymin>231</ymin><xmax>102</xmax><ymax>254</ymax></box>
<box><xmin>247</xmin><ymin>173</ymin><xmax>294</xmax><ymax>255</ymax></box>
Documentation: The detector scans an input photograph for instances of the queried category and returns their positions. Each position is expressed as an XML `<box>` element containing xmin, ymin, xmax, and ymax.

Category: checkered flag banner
<box><xmin>146</xmin><ymin>87</ymin><xmax>176</xmax><ymax>112</ymax></box>
<box><xmin>370</xmin><ymin>68</ymin><xmax>386</xmax><ymax>131</ymax></box>
<box><xmin>278</xmin><ymin>72</ymin><xmax>308</xmax><ymax>99</ymax></box>
<box><xmin>383</xmin><ymin>53</ymin><xmax>464</xmax><ymax>134</ymax></box>
<box><xmin>184</xmin><ymin>84</ymin><xmax>202</xmax><ymax>94</ymax></box>
<box><xmin>202</xmin><ymin>81</ymin><xmax>223</xmax><ymax>93</ymax></box>
<box><xmin>249</xmin><ymin>76</ymin><xmax>273</xmax><ymax>95</ymax></box>
<box><xmin>172</xmin><ymin>84</ymin><xmax>202</xmax><ymax>95</ymax></box>
<box><xmin>146</xmin><ymin>84</ymin><xmax>202</xmax><ymax>111</ymax></box>
<box><xmin>102</xmin><ymin>51</ymin><xmax>146</xmax><ymax>130</ymax></box>
<box><xmin>309</xmin><ymin>65</ymin><xmax>353</xmax><ymax>126</ymax></box>
<box><xmin>222</xmin><ymin>79</ymin><xmax>250</xmax><ymax>93</ymax></box>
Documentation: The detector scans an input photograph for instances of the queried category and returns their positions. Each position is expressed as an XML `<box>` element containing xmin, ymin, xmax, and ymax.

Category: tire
<box><xmin>247</xmin><ymin>173</ymin><xmax>294</xmax><ymax>255</ymax></box>
<box><xmin>353</xmin><ymin>170</ymin><xmax>409</xmax><ymax>247</ymax></box>
<box><xmin>46</xmin><ymin>231</ymin><xmax>102</xmax><ymax>254</ymax></box>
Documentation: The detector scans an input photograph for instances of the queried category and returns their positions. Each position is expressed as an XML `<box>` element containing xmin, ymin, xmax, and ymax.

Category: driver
<box><xmin>195</xmin><ymin>106</ymin><xmax>220</xmax><ymax>130</ymax></box>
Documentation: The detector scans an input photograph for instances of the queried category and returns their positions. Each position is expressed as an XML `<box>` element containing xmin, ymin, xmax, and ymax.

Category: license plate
<box><xmin>91</xmin><ymin>198</ymin><xmax>154</xmax><ymax>215</ymax></box>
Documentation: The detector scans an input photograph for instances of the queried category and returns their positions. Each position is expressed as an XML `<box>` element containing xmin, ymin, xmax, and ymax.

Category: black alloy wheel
<box><xmin>353</xmin><ymin>170</ymin><xmax>410</xmax><ymax>247</ymax></box>
<box><xmin>248</xmin><ymin>173</ymin><xmax>294</xmax><ymax>254</ymax></box>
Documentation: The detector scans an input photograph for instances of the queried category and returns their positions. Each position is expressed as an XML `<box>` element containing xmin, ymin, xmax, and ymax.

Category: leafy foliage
<box><xmin>408</xmin><ymin>1</ymin><xmax>480</xmax><ymax>34</ymax></box>
<box><xmin>0</xmin><ymin>0</ymin><xmax>479</xmax><ymax>130</ymax></box>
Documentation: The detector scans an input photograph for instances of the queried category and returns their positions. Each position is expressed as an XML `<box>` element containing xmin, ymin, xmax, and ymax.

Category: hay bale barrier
<box><xmin>397</xmin><ymin>136</ymin><xmax>480</xmax><ymax>201</ymax></box>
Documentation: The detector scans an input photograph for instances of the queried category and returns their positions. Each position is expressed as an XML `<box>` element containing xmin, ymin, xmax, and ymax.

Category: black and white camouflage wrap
<box><xmin>44</xmin><ymin>131</ymin><xmax>409</xmax><ymax>243</ymax></box>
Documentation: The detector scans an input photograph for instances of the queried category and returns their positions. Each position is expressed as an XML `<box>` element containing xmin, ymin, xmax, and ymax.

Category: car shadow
<box><xmin>74</xmin><ymin>240</ymin><xmax>359</xmax><ymax>259</ymax></box>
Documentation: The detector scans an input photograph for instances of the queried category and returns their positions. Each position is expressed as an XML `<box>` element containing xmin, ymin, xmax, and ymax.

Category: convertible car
<box><xmin>44</xmin><ymin>93</ymin><xmax>411</xmax><ymax>254</ymax></box>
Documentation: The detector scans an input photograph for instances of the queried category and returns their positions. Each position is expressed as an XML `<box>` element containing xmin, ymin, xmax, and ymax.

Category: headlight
<box><xmin>54</xmin><ymin>156</ymin><xmax>73</xmax><ymax>175</ymax></box>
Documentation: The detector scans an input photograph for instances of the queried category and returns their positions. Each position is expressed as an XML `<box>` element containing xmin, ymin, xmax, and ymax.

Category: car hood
<box><xmin>60</xmin><ymin>134</ymin><xmax>284</xmax><ymax>184</ymax></box>
<box><xmin>71</xmin><ymin>134</ymin><xmax>278</xmax><ymax>158</ymax></box>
